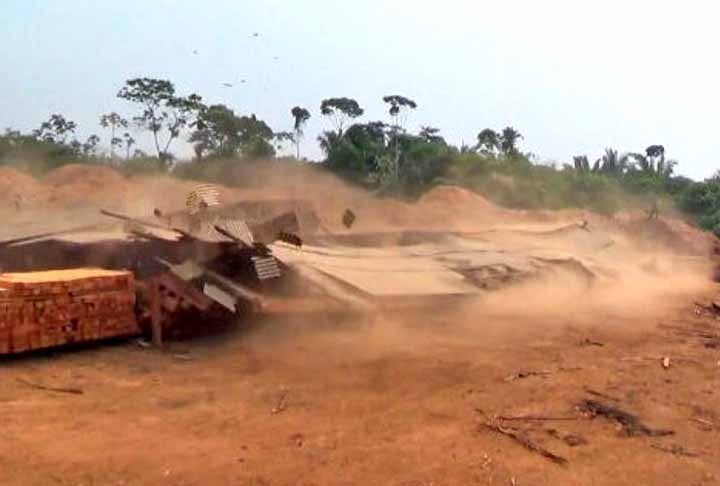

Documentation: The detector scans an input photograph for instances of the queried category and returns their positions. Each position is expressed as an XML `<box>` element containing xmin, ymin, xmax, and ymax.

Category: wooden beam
<box><xmin>150</xmin><ymin>278</ymin><xmax>163</xmax><ymax>348</ymax></box>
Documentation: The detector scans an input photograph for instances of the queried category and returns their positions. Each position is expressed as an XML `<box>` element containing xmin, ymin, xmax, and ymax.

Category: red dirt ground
<box><xmin>0</xmin><ymin>296</ymin><xmax>718</xmax><ymax>486</ymax></box>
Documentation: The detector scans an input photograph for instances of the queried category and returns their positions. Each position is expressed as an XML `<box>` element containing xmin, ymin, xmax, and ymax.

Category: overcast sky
<box><xmin>2</xmin><ymin>0</ymin><xmax>718</xmax><ymax>179</ymax></box>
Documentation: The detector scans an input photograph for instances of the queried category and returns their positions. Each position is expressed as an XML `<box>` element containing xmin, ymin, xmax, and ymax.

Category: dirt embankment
<box><xmin>1</xmin><ymin>163</ymin><xmax>715</xmax><ymax>256</ymax></box>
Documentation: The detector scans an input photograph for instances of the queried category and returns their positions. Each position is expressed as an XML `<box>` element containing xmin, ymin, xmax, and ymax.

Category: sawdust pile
<box><xmin>418</xmin><ymin>185</ymin><xmax>498</xmax><ymax>211</ymax></box>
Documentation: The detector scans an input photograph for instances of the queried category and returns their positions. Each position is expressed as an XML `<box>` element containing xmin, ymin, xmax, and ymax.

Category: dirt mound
<box><xmin>2</xmin><ymin>164</ymin><xmax>716</xmax><ymax>257</ymax></box>
<box><xmin>41</xmin><ymin>164</ymin><xmax>133</xmax><ymax>209</ymax></box>
<box><xmin>0</xmin><ymin>167</ymin><xmax>46</xmax><ymax>208</ymax></box>
<box><xmin>632</xmin><ymin>217</ymin><xmax>715</xmax><ymax>256</ymax></box>
<box><xmin>44</xmin><ymin>164</ymin><xmax>128</xmax><ymax>188</ymax></box>
<box><xmin>410</xmin><ymin>185</ymin><xmax>508</xmax><ymax>229</ymax></box>
<box><xmin>418</xmin><ymin>185</ymin><xmax>498</xmax><ymax>210</ymax></box>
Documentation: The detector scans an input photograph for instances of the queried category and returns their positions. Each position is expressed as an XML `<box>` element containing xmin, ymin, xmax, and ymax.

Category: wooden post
<box><xmin>150</xmin><ymin>278</ymin><xmax>163</xmax><ymax>348</ymax></box>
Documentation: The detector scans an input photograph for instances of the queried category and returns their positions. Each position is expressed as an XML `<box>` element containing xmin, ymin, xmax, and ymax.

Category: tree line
<box><xmin>1</xmin><ymin>76</ymin><xmax>719</xmax><ymax>234</ymax></box>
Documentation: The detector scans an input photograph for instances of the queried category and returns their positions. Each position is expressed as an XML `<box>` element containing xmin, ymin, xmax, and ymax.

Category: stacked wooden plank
<box><xmin>0</xmin><ymin>269</ymin><xmax>139</xmax><ymax>354</ymax></box>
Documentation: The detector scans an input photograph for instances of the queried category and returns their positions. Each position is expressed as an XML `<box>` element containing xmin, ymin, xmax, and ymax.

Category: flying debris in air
<box><xmin>192</xmin><ymin>50</ymin><xmax>199</xmax><ymax>55</ymax></box>
<box><xmin>222</xmin><ymin>83</ymin><xmax>233</xmax><ymax>88</ymax></box>
<box><xmin>252</xmin><ymin>33</ymin><xmax>259</xmax><ymax>37</ymax></box>
<box><xmin>273</xmin><ymin>56</ymin><xmax>279</xmax><ymax>60</ymax></box>
<box><xmin>342</xmin><ymin>209</ymin><xmax>356</xmax><ymax>229</ymax></box>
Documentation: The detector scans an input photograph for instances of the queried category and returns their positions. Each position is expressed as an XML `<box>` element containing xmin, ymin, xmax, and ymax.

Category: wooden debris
<box><xmin>651</xmin><ymin>443</ymin><xmax>700</xmax><ymax>458</ymax></box>
<box><xmin>342</xmin><ymin>209</ymin><xmax>356</xmax><ymax>229</ymax></box>
<box><xmin>473</xmin><ymin>407</ymin><xmax>489</xmax><ymax>421</ymax></box>
<box><xmin>271</xmin><ymin>390</ymin><xmax>288</xmax><ymax>414</ymax></box>
<box><xmin>136</xmin><ymin>338</ymin><xmax>151</xmax><ymax>349</ymax></box>
<box><xmin>662</xmin><ymin>356</ymin><xmax>671</xmax><ymax>369</ymax></box>
<box><xmin>579</xmin><ymin>338</ymin><xmax>604</xmax><ymax>347</ymax></box>
<box><xmin>578</xmin><ymin>400</ymin><xmax>674</xmax><ymax>437</ymax></box>
<box><xmin>498</xmin><ymin>415</ymin><xmax>580</xmax><ymax>422</ymax></box>
<box><xmin>584</xmin><ymin>388</ymin><xmax>622</xmax><ymax>402</ymax></box>
<box><xmin>0</xmin><ymin>269</ymin><xmax>138</xmax><ymax>354</ymax></box>
<box><xmin>504</xmin><ymin>370</ymin><xmax>552</xmax><ymax>382</ymax></box>
<box><xmin>290</xmin><ymin>432</ymin><xmax>304</xmax><ymax>447</ymax></box>
<box><xmin>546</xmin><ymin>428</ymin><xmax>588</xmax><ymax>447</ymax></box>
<box><xmin>563</xmin><ymin>434</ymin><xmax>588</xmax><ymax>447</ymax></box>
<box><xmin>483</xmin><ymin>421</ymin><xmax>568</xmax><ymax>466</ymax></box>
<box><xmin>693</xmin><ymin>301</ymin><xmax>720</xmax><ymax>317</ymax></box>
<box><xmin>620</xmin><ymin>355</ymin><xmax>702</xmax><ymax>366</ymax></box>
<box><xmin>691</xmin><ymin>417</ymin><xmax>715</xmax><ymax>430</ymax></box>
<box><xmin>17</xmin><ymin>377</ymin><xmax>83</xmax><ymax>395</ymax></box>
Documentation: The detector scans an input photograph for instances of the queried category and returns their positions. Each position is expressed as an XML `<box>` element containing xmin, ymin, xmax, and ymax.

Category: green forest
<box><xmin>2</xmin><ymin>77</ymin><xmax>719</xmax><ymax>234</ymax></box>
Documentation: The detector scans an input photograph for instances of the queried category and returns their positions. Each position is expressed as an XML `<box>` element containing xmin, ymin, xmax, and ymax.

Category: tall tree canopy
<box><xmin>419</xmin><ymin>126</ymin><xmax>445</xmax><ymax>144</ymax></box>
<box><xmin>189</xmin><ymin>105</ymin><xmax>275</xmax><ymax>160</ymax></box>
<box><xmin>382</xmin><ymin>95</ymin><xmax>417</xmax><ymax>127</ymax></box>
<box><xmin>382</xmin><ymin>95</ymin><xmax>417</xmax><ymax>179</ymax></box>
<box><xmin>99</xmin><ymin>112</ymin><xmax>128</xmax><ymax>158</ymax></box>
<box><xmin>320</xmin><ymin>97</ymin><xmax>363</xmax><ymax>136</ymax></box>
<box><xmin>117</xmin><ymin>78</ymin><xmax>203</xmax><ymax>160</ymax></box>
<box><xmin>290</xmin><ymin>106</ymin><xmax>311</xmax><ymax>159</ymax></box>
<box><xmin>476</xmin><ymin>128</ymin><xmax>499</xmax><ymax>155</ymax></box>
<box><xmin>33</xmin><ymin>114</ymin><xmax>77</xmax><ymax>144</ymax></box>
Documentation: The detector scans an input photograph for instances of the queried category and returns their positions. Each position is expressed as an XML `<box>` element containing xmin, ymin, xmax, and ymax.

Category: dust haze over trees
<box><xmin>1</xmin><ymin>75</ymin><xmax>719</xmax><ymax>234</ymax></box>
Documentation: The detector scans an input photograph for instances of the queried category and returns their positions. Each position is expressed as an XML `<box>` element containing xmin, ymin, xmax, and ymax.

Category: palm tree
<box><xmin>499</xmin><ymin>127</ymin><xmax>523</xmax><ymax>157</ymax></box>
<box><xmin>573</xmin><ymin>149</ymin><xmax>629</xmax><ymax>175</ymax></box>
<box><xmin>573</xmin><ymin>155</ymin><xmax>591</xmax><ymax>172</ymax></box>
<box><xmin>629</xmin><ymin>151</ymin><xmax>677</xmax><ymax>178</ymax></box>
<box><xmin>597</xmin><ymin>148</ymin><xmax>630</xmax><ymax>175</ymax></box>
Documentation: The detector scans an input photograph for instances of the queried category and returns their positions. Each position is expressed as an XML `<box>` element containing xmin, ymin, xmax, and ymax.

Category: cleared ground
<box><xmin>0</xmin><ymin>295</ymin><xmax>718</xmax><ymax>486</ymax></box>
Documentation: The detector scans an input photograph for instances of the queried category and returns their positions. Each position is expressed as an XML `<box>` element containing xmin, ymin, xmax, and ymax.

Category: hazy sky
<box><xmin>3</xmin><ymin>0</ymin><xmax>718</xmax><ymax>179</ymax></box>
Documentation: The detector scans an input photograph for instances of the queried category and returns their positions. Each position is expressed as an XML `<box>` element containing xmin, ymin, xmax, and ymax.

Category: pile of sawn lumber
<box><xmin>0</xmin><ymin>269</ymin><xmax>139</xmax><ymax>354</ymax></box>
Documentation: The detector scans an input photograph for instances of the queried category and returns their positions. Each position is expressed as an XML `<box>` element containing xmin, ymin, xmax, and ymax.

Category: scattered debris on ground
<box><xmin>16</xmin><ymin>377</ymin><xmax>84</xmax><ymax>395</ymax></box>
<box><xmin>497</xmin><ymin>415</ymin><xmax>580</xmax><ymax>422</ymax></box>
<box><xmin>482</xmin><ymin>420</ymin><xmax>568</xmax><ymax>466</ymax></box>
<box><xmin>136</xmin><ymin>338</ymin><xmax>152</xmax><ymax>349</ymax></box>
<box><xmin>577</xmin><ymin>400</ymin><xmax>674</xmax><ymax>437</ymax></box>
<box><xmin>504</xmin><ymin>370</ymin><xmax>552</xmax><ymax>382</ymax></box>
<box><xmin>651</xmin><ymin>443</ymin><xmax>701</xmax><ymax>458</ymax></box>
<box><xmin>290</xmin><ymin>433</ymin><xmax>304</xmax><ymax>447</ymax></box>
<box><xmin>584</xmin><ymin>388</ymin><xmax>622</xmax><ymax>402</ymax></box>
<box><xmin>546</xmin><ymin>429</ymin><xmax>588</xmax><ymax>447</ymax></box>
<box><xmin>579</xmin><ymin>338</ymin><xmax>604</xmax><ymax>347</ymax></box>
<box><xmin>691</xmin><ymin>417</ymin><xmax>715</xmax><ymax>431</ymax></box>
<box><xmin>271</xmin><ymin>390</ymin><xmax>288</xmax><ymax>415</ymax></box>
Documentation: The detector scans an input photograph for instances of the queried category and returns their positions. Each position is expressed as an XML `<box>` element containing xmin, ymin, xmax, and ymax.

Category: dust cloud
<box><xmin>1</xmin><ymin>161</ymin><xmax>716</xmax><ymax>358</ymax></box>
